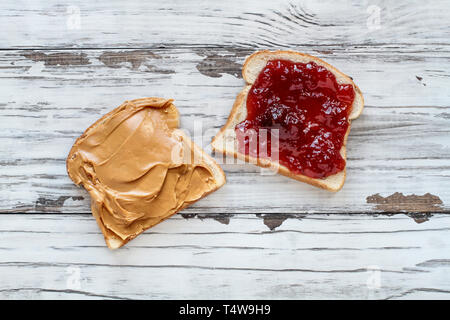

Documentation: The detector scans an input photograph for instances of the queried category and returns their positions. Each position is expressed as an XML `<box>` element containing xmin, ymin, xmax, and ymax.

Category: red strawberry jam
<box><xmin>235</xmin><ymin>59</ymin><xmax>355</xmax><ymax>179</ymax></box>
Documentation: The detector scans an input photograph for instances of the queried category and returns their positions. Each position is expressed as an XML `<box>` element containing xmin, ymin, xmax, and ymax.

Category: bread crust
<box><xmin>212</xmin><ymin>50</ymin><xmax>364</xmax><ymax>192</ymax></box>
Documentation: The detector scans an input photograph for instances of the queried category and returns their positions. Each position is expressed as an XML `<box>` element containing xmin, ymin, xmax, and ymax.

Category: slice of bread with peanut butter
<box><xmin>67</xmin><ymin>98</ymin><xmax>226</xmax><ymax>249</ymax></box>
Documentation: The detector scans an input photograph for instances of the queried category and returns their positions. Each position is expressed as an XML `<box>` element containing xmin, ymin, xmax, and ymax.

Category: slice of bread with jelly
<box><xmin>211</xmin><ymin>50</ymin><xmax>364</xmax><ymax>192</ymax></box>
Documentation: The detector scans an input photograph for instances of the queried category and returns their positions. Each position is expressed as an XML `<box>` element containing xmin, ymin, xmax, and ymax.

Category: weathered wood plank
<box><xmin>1</xmin><ymin>48</ymin><xmax>449</xmax><ymax>213</ymax></box>
<box><xmin>0</xmin><ymin>214</ymin><xmax>449</xmax><ymax>299</ymax></box>
<box><xmin>0</xmin><ymin>0</ymin><xmax>449</xmax><ymax>49</ymax></box>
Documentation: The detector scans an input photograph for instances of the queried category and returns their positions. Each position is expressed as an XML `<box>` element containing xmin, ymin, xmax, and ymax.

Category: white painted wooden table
<box><xmin>1</xmin><ymin>0</ymin><xmax>450</xmax><ymax>299</ymax></box>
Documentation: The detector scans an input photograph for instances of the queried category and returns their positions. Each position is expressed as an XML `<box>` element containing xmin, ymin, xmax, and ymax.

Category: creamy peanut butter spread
<box><xmin>67</xmin><ymin>98</ymin><xmax>225</xmax><ymax>249</ymax></box>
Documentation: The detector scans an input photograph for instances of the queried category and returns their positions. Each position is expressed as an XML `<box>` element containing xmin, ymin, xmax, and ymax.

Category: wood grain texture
<box><xmin>0</xmin><ymin>214</ymin><xmax>449</xmax><ymax>299</ymax></box>
<box><xmin>0</xmin><ymin>0</ymin><xmax>449</xmax><ymax>49</ymax></box>
<box><xmin>0</xmin><ymin>48</ymin><xmax>449</xmax><ymax>213</ymax></box>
